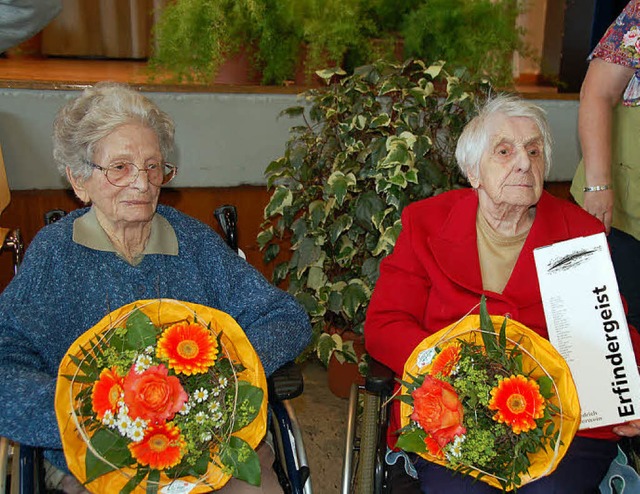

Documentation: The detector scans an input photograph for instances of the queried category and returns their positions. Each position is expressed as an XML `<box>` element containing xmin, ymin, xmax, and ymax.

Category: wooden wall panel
<box><xmin>0</xmin><ymin>185</ymin><xmax>274</xmax><ymax>290</ymax></box>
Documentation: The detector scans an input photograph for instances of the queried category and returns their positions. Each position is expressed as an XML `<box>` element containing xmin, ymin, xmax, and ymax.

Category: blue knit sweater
<box><xmin>0</xmin><ymin>205</ymin><xmax>311</xmax><ymax>469</ymax></box>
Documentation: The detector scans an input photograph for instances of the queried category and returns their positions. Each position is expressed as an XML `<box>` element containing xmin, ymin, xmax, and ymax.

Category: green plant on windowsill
<box><xmin>257</xmin><ymin>59</ymin><xmax>492</xmax><ymax>364</ymax></box>
<box><xmin>401</xmin><ymin>0</ymin><xmax>531</xmax><ymax>88</ymax></box>
<box><xmin>149</xmin><ymin>0</ymin><xmax>301</xmax><ymax>85</ymax></box>
<box><xmin>149</xmin><ymin>0</ymin><xmax>532</xmax><ymax>87</ymax></box>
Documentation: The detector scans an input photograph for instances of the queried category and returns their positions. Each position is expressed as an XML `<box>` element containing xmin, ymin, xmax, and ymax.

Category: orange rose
<box><xmin>123</xmin><ymin>364</ymin><xmax>187</xmax><ymax>423</ymax></box>
<box><xmin>411</xmin><ymin>375</ymin><xmax>466</xmax><ymax>448</ymax></box>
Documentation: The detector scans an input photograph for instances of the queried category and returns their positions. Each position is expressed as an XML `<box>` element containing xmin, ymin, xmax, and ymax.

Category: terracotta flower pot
<box><xmin>327</xmin><ymin>332</ymin><xmax>365</xmax><ymax>399</ymax></box>
<box><xmin>213</xmin><ymin>47</ymin><xmax>262</xmax><ymax>85</ymax></box>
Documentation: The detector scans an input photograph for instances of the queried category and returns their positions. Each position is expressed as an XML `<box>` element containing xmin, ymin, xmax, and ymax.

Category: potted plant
<box><xmin>316</xmin><ymin>332</ymin><xmax>367</xmax><ymax>398</ymax></box>
<box><xmin>400</xmin><ymin>0</ymin><xmax>530</xmax><ymax>88</ymax></box>
<box><xmin>149</xmin><ymin>0</ymin><xmax>301</xmax><ymax>85</ymax></box>
<box><xmin>257</xmin><ymin>59</ymin><xmax>492</xmax><ymax>380</ymax></box>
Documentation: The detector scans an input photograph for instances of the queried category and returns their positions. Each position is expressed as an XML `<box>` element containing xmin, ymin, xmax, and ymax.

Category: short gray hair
<box><xmin>455</xmin><ymin>93</ymin><xmax>552</xmax><ymax>180</ymax></box>
<box><xmin>53</xmin><ymin>82</ymin><xmax>175</xmax><ymax>180</ymax></box>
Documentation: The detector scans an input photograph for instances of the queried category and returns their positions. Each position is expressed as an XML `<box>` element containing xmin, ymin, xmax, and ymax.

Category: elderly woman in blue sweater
<box><xmin>0</xmin><ymin>82</ymin><xmax>311</xmax><ymax>493</ymax></box>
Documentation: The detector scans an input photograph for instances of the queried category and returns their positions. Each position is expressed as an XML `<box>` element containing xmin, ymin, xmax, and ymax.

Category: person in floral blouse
<box><xmin>571</xmin><ymin>0</ymin><xmax>640</xmax><ymax>331</ymax></box>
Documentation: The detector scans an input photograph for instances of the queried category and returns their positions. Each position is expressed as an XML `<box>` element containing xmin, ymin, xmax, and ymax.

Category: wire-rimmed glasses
<box><xmin>86</xmin><ymin>161</ymin><xmax>177</xmax><ymax>187</ymax></box>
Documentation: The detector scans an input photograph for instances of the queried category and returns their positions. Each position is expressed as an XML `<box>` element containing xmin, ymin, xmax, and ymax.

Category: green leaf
<box><xmin>317</xmin><ymin>333</ymin><xmax>338</xmax><ymax>366</ymax></box>
<box><xmin>295</xmin><ymin>238</ymin><xmax>322</xmax><ymax>275</ymax></box>
<box><xmin>381</xmin><ymin>137</ymin><xmax>412</xmax><ymax>168</ymax></box>
<box><xmin>327</xmin><ymin>172</ymin><xmax>356</xmax><ymax>206</ymax></box>
<box><xmin>264</xmin><ymin>187</ymin><xmax>293</xmax><ymax>218</ymax></box>
<box><xmin>353</xmin><ymin>191</ymin><xmax>386</xmax><ymax>232</ymax></box>
<box><xmin>192</xmin><ymin>449</ymin><xmax>212</xmax><ymax>476</ymax></box>
<box><xmin>342</xmin><ymin>282</ymin><xmax>368</xmax><ymax>320</ymax></box>
<box><xmin>307</xmin><ymin>266</ymin><xmax>328</xmax><ymax>291</ymax></box>
<box><xmin>231</xmin><ymin>382</ymin><xmax>265</xmax><ymax>432</ymax></box>
<box><xmin>256</xmin><ymin>228</ymin><xmax>273</xmax><ymax>249</ymax></box>
<box><xmin>426</xmin><ymin>61</ymin><xmax>445</xmax><ymax>79</ymax></box>
<box><xmin>498</xmin><ymin>316</ymin><xmax>507</xmax><ymax>352</ymax></box>
<box><xmin>146</xmin><ymin>470</ymin><xmax>160</xmax><ymax>494</ymax></box>
<box><xmin>220</xmin><ymin>436</ymin><xmax>261</xmax><ymax>486</ymax></box>
<box><xmin>120</xmin><ymin>467</ymin><xmax>149</xmax><ymax>494</ymax></box>
<box><xmin>295</xmin><ymin>292</ymin><xmax>323</xmax><ymax>317</ymax></box>
<box><xmin>316</xmin><ymin>67</ymin><xmax>347</xmax><ymax>81</ymax></box>
<box><xmin>262</xmin><ymin>243</ymin><xmax>280</xmax><ymax>265</ymax></box>
<box><xmin>395</xmin><ymin>428</ymin><xmax>427</xmax><ymax>454</ymax></box>
<box><xmin>125</xmin><ymin>309</ymin><xmax>157</xmax><ymax>351</ymax></box>
<box><xmin>372</xmin><ymin>221</ymin><xmax>402</xmax><ymax>256</ymax></box>
<box><xmin>85</xmin><ymin>428</ymin><xmax>133</xmax><ymax>483</ymax></box>
<box><xmin>479</xmin><ymin>295</ymin><xmax>500</xmax><ymax>360</ymax></box>
<box><xmin>308</xmin><ymin>200</ymin><xmax>327</xmax><ymax>229</ymax></box>
<box><xmin>328</xmin><ymin>214</ymin><xmax>353</xmax><ymax>244</ymax></box>
<box><xmin>370</xmin><ymin>113</ymin><xmax>391</xmax><ymax>128</ymax></box>
<box><xmin>537</xmin><ymin>375</ymin><xmax>554</xmax><ymax>399</ymax></box>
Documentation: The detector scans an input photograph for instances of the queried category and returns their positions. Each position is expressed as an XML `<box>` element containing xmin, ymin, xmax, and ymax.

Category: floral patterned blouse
<box><xmin>590</xmin><ymin>0</ymin><xmax>640</xmax><ymax>106</ymax></box>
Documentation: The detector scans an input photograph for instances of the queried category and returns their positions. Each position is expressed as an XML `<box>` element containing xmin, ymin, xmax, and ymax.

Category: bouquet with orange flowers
<box><xmin>397</xmin><ymin>297</ymin><xmax>581</xmax><ymax>492</ymax></box>
<box><xmin>55</xmin><ymin>299</ymin><xmax>267</xmax><ymax>494</ymax></box>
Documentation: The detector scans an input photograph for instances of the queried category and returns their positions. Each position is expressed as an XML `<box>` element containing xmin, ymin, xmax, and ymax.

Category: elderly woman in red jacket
<box><xmin>365</xmin><ymin>93</ymin><xmax>640</xmax><ymax>493</ymax></box>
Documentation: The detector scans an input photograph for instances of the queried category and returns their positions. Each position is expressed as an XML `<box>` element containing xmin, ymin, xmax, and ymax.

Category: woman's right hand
<box><xmin>582</xmin><ymin>188</ymin><xmax>614</xmax><ymax>234</ymax></box>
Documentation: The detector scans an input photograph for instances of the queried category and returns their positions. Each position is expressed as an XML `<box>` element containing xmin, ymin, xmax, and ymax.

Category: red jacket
<box><xmin>365</xmin><ymin>188</ymin><xmax>640</xmax><ymax>443</ymax></box>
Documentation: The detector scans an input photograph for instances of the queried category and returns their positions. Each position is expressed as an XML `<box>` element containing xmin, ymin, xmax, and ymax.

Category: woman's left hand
<box><xmin>613</xmin><ymin>420</ymin><xmax>640</xmax><ymax>437</ymax></box>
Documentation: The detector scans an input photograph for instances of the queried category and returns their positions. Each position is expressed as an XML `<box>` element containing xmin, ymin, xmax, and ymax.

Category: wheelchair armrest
<box><xmin>268</xmin><ymin>361</ymin><xmax>304</xmax><ymax>401</ymax></box>
<box><xmin>365</xmin><ymin>359</ymin><xmax>395</xmax><ymax>395</ymax></box>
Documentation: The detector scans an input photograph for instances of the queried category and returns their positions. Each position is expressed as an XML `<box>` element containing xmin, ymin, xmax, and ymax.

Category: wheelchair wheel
<box><xmin>356</xmin><ymin>389</ymin><xmax>381</xmax><ymax>493</ymax></box>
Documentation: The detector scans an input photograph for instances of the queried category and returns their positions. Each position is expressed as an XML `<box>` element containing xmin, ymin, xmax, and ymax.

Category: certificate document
<box><xmin>534</xmin><ymin>232</ymin><xmax>640</xmax><ymax>429</ymax></box>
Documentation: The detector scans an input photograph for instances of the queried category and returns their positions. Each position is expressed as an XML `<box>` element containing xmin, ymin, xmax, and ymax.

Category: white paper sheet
<box><xmin>534</xmin><ymin>232</ymin><xmax>640</xmax><ymax>429</ymax></box>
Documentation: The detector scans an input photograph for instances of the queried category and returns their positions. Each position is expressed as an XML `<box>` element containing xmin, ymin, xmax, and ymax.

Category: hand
<box><xmin>613</xmin><ymin>419</ymin><xmax>640</xmax><ymax>437</ymax></box>
<box><xmin>582</xmin><ymin>188</ymin><xmax>614</xmax><ymax>234</ymax></box>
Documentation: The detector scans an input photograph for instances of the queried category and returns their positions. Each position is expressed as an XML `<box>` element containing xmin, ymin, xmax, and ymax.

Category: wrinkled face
<box><xmin>468</xmin><ymin>115</ymin><xmax>545</xmax><ymax>210</ymax></box>
<box><xmin>68</xmin><ymin>123</ymin><xmax>162</xmax><ymax>230</ymax></box>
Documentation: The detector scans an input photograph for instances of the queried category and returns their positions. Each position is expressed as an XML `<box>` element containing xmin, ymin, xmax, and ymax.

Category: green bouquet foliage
<box><xmin>64</xmin><ymin>307</ymin><xmax>263</xmax><ymax>492</ymax></box>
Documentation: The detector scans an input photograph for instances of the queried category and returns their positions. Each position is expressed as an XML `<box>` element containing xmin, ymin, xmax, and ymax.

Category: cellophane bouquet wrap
<box><xmin>55</xmin><ymin>299</ymin><xmax>268</xmax><ymax>494</ymax></box>
<box><xmin>397</xmin><ymin>298</ymin><xmax>580</xmax><ymax>491</ymax></box>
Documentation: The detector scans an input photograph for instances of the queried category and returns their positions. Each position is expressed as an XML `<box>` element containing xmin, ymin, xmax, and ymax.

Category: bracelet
<box><xmin>583</xmin><ymin>184</ymin><xmax>612</xmax><ymax>192</ymax></box>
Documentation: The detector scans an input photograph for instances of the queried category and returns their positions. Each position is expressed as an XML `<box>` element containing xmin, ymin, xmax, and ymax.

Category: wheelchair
<box><xmin>341</xmin><ymin>359</ymin><xmax>421</xmax><ymax>494</ymax></box>
<box><xmin>342</xmin><ymin>359</ymin><xmax>640</xmax><ymax>494</ymax></box>
<box><xmin>0</xmin><ymin>205</ymin><xmax>312</xmax><ymax>494</ymax></box>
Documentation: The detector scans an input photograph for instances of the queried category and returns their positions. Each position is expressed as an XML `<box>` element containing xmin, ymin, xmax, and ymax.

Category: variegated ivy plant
<box><xmin>258</xmin><ymin>58</ymin><xmax>492</xmax><ymax>361</ymax></box>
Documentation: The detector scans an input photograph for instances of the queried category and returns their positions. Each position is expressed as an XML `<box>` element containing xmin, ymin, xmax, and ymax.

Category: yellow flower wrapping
<box><xmin>55</xmin><ymin>299</ymin><xmax>268</xmax><ymax>493</ymax></box>
<box><xmin>400</xmin><ymin>314</ymin><xmax>581</xmax><ymax>491</ymax></box>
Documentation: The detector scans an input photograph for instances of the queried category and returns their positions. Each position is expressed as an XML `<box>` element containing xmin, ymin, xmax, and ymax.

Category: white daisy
<box><xmin>134</xmin><ymin>354</ymin><xmax>153</xmax><ymax>373</ymax></box>
<box><xmin>128</xmin><ymin>426</ymin><xmax>145</xmax><ymax>442</ymax></box>
<box><xmin>102</xmin><ymin>410</ymin><xmax>116</xmax><ymax>427</ymax></box>
<box><xmin>193</xmin><ymin>388</ymin><xmax>209</xmax><ymax>403</ymax></box>
<box><xmin>179</xmin><ymin>401</ymin><xmax>192</xmax><ymax>416</ymax></box>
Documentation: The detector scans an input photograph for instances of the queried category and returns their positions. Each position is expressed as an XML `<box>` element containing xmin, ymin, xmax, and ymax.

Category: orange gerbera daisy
<box><xmin>129</xmin><ymin>422</ymin><xmax>186</xmax><ymax>470</ymax></box>
<box><xmin>91</xmin><ymin>367</ymin><xmax>124</xmax><ymax>420</ymax></box>
<box><xmin>156</xmin><ymin>322</ymin><xmax>218</xmax><ymax>375</ymax></box>
<box><xmin>429</xmin><ymin>343</ymin><xmax>461</xmax><ymax>377</ymax></box>
<box><xmin>488</xmin><ymin>375</ymin><xmax>546</xmax><ymax>434</ymax></box>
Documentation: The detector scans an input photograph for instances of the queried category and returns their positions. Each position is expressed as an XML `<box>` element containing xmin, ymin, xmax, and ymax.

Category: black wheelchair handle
<box><xmin>44</xmin><ymin>209</ymin><xmax>68</xmax><ymax>226</ymax></box>
<box><xmin>214</xmin><ymin>204</ymin><xmax>239</xmax><ymax>253</ymax></box>
<box><xmin>365</xmin><ymin>359</ymin><xmax>395</xmax><ymax>394</ymax></box>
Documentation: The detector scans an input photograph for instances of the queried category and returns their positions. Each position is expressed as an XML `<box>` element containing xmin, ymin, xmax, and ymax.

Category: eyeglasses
<box><xmin>86</xmin><ymin>161</ymin><xmax>177</xmax><ymax>187</ymax></box>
